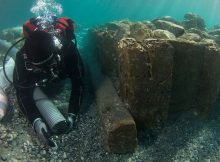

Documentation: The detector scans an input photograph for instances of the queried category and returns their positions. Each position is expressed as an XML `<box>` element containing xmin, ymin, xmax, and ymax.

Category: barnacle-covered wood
<box><xmin>87</xmin><ymin>17</ymin><xmax>220</xmax><ymax>154</ymax></box>
<box><xmin>95</xmin><ymin>77</ymin><xmax>137</xmax><ymax>153</ymax></box>
<box><xmin>118</xmin><ymin>38</ymin><xmax>174</xmax><ymax>127</ymax></box>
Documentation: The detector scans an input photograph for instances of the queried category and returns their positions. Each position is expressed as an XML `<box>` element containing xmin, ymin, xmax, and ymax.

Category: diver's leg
<box><xmin>68</xmin><ymin>77</ymin><xmax>84</xmax><ymax>114</ymax></box>
<box><xmin>68</xmin><ymin>45</ymin><xmax>84</xmax><ymax>114</ymax></box>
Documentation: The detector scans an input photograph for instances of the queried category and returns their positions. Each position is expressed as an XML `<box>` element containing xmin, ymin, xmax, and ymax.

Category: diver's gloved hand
<box><xmin>33</xmin><ymin>118</ymin><xmax>57</xmax><ymax>147</ymax></box>
<box><xmin>65</xmin><ymin>113</ymin><xmax>77</xmax><ymax>133</ymax></box>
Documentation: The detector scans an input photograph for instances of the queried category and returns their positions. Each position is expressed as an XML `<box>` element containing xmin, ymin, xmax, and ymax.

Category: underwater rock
<box><xmin>178</xmin><ymin>33</ymin><xmax>202</xmax><ymax>42</ymax></box>
<box><xmin>183</xmin><ymin>13</ymin><xmax>206</xmax><ymax>31</ymax></box>
<box><xmin>142</xmin><ymin>21</ymin><xmax>157</xmax><ymax>30</ymax></box>
<box><xmin>209</xmin><ymin>35</ymin><xmax>220</xmax><ymax>49</ymax></box>
<box><xmin>152</xmin><ymin>29</ymin><xmax>176</xmax><ymax>40</ymax></box>
<box><xmin>214</xmin><ymin>25</ymin><xmax>220</xmax><ymax>29</ymax></box>
<box><xmin>208</xmin><ymin>29</ymin><xmax>220</xmax><ymax>36</ymax></box>
<box><xmin>104</xmin><ymin>20</ymin><xmax>131</xmax><ymax>38</ymax></box>
<box><xmin>95</xmin><ymin>77</ymin><xmax>137</xmax><ymax>153</ymax></box>
<box><xmin>200</xmin><ymin>38</ymin><xmax>217</xmax><ymax>45</ymax></box>
<box><xmin>187</xmin><ymin>28</ymin><xmax>210</xmax><ymax>39</ymax></box>
<box><xmin>129</xmin><ymin>22</ymin><xmax>154</xmax><ymax>42</ymax></box>
<box><xmin>129</xmin><ymin>23</ymin><xmax>176</xmax><ymax>42</ymax></box>
<box><xmin>152</xmin><ymin>20</ymin><xmax>185</xmax><ymax>37</ymax></box>
<box><xmin>152</xmin><ymin>16</ymin><xmax>181</xmax><ymax>25</ymax></box>
<box><xmin>0</xmin><ymin>26</ymin><xmax>22</xmax><ymax>43</ymax></box>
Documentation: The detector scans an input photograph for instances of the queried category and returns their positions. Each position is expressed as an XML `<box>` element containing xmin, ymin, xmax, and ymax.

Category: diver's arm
<box><xmin>68</xmin><ymin>77</ymin><xmax>84</xmax><ymax>114</ymax></box>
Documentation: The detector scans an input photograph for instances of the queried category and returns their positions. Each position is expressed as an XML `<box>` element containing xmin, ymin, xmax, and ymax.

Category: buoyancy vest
<box><xmin>23</xmin><ymin>17</ymin><xmax>76</xmax><ymax>41</ymax></box>
<box><xmin>22</xmin><ymin>17</ymin><xmax>77</xmax><ymax>85</ymax></box>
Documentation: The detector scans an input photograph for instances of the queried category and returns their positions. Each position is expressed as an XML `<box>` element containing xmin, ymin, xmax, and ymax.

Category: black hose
<box><xmin>2</xmin><ymin>37</ymin><xmax>37</xmax><ymax>89</ymax></box>
<box><xmin>2</xmin><ymin>37</ymin><xmax>24</xmax><ymax>85</ymax></box>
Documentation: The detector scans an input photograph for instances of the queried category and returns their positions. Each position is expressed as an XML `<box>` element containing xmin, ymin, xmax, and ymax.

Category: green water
<box><xmin>0</xmin><ymin>0</ymin><xmax>219</xmax><ymax>29</ymax></box>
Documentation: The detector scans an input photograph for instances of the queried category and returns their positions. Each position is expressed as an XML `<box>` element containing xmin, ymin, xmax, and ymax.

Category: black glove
<box><xmin>65</xmin><ymin>113</ymin><xmax>77</xmax><ymax>133</ymax></box>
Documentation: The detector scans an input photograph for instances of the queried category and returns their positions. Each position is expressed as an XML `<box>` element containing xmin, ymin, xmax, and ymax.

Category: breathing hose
<box><xmin>2</xmin><ymin>37</ymin><xmax>39</xmax><ymax>89</ymax></box>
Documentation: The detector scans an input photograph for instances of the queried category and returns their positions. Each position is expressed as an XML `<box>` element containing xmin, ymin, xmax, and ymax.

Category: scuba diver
<box><xmin>11</xmin><ymin>16</ymin><xmax>84</xmax><ymax>147</ymax></box>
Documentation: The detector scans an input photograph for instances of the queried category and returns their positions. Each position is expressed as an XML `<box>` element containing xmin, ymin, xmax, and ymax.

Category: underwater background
<box><xmin>0</xmin><ymin>0</ymin><xmax>220</xmax><ymax>29</ymax></box>
<box><xmin>1</xmin><ymin>0</ymin><xmax>220</xmax><ymax>162</ymax></box>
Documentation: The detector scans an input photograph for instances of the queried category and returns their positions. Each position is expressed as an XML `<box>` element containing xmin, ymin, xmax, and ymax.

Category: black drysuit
<box><xmin>13</xmin><ymin>40</ymin><xmax>84</xmax><ymax>124</ymax></box>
